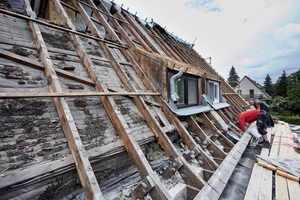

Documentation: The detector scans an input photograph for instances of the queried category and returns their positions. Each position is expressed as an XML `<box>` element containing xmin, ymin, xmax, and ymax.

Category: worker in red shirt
<box><xmin>236</xmin><ymin>109</ymin><xmax>270</xmax><ymax>148</ymax></box>
<box><xmin>246</xmin><ymin>100</ymin><xmax>274</xmax><ymax>128</ymax></box>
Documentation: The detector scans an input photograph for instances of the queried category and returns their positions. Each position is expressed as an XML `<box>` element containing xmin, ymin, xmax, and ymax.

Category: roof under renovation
<box><xmin>1</xmin><ymin>0</ymin><xmax>299</xmax><ymax>200</ymax></box>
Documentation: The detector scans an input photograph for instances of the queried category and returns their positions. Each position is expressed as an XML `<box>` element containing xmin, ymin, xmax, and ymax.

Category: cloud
<box><xmin>112</xmin><ymin>0</ymin><xmax>300</xmax><ymax>85</ymax></box>
<box><xmin>184</xmin><ymin>0</ymin><xmax>222</xmax><ymax>12</ymax></box>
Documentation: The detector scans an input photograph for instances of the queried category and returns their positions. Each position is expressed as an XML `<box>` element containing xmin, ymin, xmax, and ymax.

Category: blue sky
<box><xmin>113</xmin><ymin>0</ymin><xmax>300</xmax><ymax>85</ymax></box>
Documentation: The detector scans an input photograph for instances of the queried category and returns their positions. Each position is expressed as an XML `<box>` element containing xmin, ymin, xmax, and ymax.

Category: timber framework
<box><xmin>0</xmin><ymin>0</ymin><xmax>258</xmax><ymax>199</ymax></box>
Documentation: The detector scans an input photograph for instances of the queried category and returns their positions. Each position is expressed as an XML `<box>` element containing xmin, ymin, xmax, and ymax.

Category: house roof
<box><xmin>236</xmin><ymin>76</ymin><xmax>272</xmax><ymax>99</ymax></box>
<box><xmin>0</xmin><ymin>1</ymin><xmax>252</xmax><ymax>199</ymax></box>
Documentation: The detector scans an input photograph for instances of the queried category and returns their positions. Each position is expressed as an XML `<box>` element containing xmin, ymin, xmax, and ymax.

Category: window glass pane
<box><xmin>175</xmin><ymin>78</ymin><xmax>185</xmax><ymax>104</ymax></box>
<box><xmin>214</xmin><ymin>85</ymin><xmax>218</xmax><ymax>98</ymax></box>
<box><xmin>188</xmin><ymin>78</ymin><xmax>197</xmax><ymax>104</ymax></box>
<box><xmin>209</xmin><ymin>82</ymin><xmax>214</xmax><ymax>101</ymax></box>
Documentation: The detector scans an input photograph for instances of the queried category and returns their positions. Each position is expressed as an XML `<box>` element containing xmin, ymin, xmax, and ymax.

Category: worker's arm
<box><xmin>256</xmin><ymin>104</ymin><xmax>261</xmax><ymax>110</ymax></box>
<box><xmin>245</xmin><ymin>104</ymin><xmax>251</xmax><ymax>108</ymax></box>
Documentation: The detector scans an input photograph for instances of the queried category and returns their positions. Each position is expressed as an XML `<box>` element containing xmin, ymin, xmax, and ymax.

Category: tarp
<box><xmin>256</xmin><ymin>155</ymin><xmax>300</xmax><ymax>178</ymax></box>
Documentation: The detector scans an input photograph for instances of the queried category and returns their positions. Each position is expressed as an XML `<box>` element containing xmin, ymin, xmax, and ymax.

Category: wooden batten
<box><xmin>112</xmin><ymin>6</ymin><xmax>153</xmax><ymax>52</ymax></box>
<box><xmin>93</xmin><ymin>0</ymin><xmax>135</xmax><ymax>47</ymax></box>
<box><xmin>122</xmin><ymin>11</ymin><xmax>160</xmax><ymax>54</ymax></box>
<box><xmin>216</xmin><ymin>109</ymin><xmax>243</xmax><ymax>136</ymax></box>
<box><xmin>198</xmin><ymin>113</ymin><xmax>234</xmax><ymax>151</ymax></box>
<box><xmin>146</xmin><ymin>25</ymin><xmax>182</xmax><ymax>61</ymax></box>
<box><xmin>186</xmin><ymin>116</ymin><xmax>226</xmax><ymax>164</ymax></box>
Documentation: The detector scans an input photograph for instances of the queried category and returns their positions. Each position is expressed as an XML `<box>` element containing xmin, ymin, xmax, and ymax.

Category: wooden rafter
<box><xmin>198</xmin><ymin>113</ymin><xmax>234</xmax><ymax>152</ymax></box>
<box><xmin>122</xmin><ymin>10</ymin><xmax>161</xmax><ymax>54</ymax></box>
<box><xmin>111</xmin><ymin>6</ymin><xmax>153</xmax><ymax>52</ymax></box>
<box><xmin>19</xmin><ymin>0</ymin><xmax>104</xmax><ymax>199</ymax></box>
<box><xmin>88</xmin><ymin>0</ymin><xmax>135</xmax><ymax>47</ymax></box>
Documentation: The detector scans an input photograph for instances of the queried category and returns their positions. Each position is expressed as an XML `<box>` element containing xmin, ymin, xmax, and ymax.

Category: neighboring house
<box><xmin>234</xmin><ymin>76</ymin><xmax>271</xmax><ymax>100</ymax></box>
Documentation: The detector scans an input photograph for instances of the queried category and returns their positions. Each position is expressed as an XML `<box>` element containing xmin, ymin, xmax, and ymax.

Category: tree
<box><xmin>263</xmin><ymin>74</ymin><xmax>273</xmax><ymax>96</ymax></box>
<box><xmin>273</xmin><ymin>71</ymin><xmax>288</xmax><ymax>97</ymax></box>
<box><xmin>227</xmin><ymin>66</ymin><xmax>240</xmax><ymax>87</ymax></box>
<box><xmin>287</xmin><ymin>69</ymin><xmax>300</xmax><ymax>115</ymax></box>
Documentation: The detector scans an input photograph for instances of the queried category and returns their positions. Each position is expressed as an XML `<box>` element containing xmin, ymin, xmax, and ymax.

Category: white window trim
<box><xmin>209</xmin><ymin>81</ymin><xmax>219</xmax><ymax>103</ymax></box>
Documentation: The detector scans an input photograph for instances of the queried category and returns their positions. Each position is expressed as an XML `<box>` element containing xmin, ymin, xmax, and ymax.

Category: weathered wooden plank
<box><xmin>90</xmin><ymin>0</ymin><xmax>135</xmax><ymax>47</ymax></box>
<box><xmin>0</xmin><ymin>47</ymin><xmax>96</xmax><ymax>86</ymax></box>
<box><xmin>160</xmin><ymin>158</ymin><xmax>183</xmax><ymax>179</ymax></box>
<box><xmin>258</xmin><ymin>148</ymin><xmax>272</xmax><ymax>200</ymax></box>
<box><xmin>287</xmin><ymin>179</ymin><xmax>300</xmax><ymax>200</ymax></box>
<box><xmin>275</xmin><ymin>173</ymin><xmax>289</xmax><ymax>200</ymax></box>
<box><xmin>244</xmin><ymin>163</ymin><xmax>264</xmax><ymax>200</ymax></box>
<box><xmin>186</xmin><ymin>116</ymin><xmax>226</xmax><ymax>161</ymax></box>
<box><xmin>112</xmin><ymin>6</ymin><xmax>152</xmax><ymax>52</ymax></box>
<box><xmin>130</xmin><ymin>175</ymin><xmax>155</xmax><ymax>199</ymax></box>
<box><xmin>291</xmin><ymin>125</ymin><xmax>300</xmax><ymax>131</ymax></box>
<box><xmin>259</xmin><ymin>168</ymin><xmax>273</xmax><ymax>200</ymax></box>
<box><xmin>0</xmin><ymin>92</ymin><xmax>160</xmax><ymax>98</ymax></box>
<box><xmin>20</xmin><ymin>0</ymin><xmax>104</xmax><ymax>199</ymax></box>
<box><xmin>198</xmin><ymin>113</ymin><xmax>234</xmax><ymax>150</ymax></box>
<box><xmin>193</xmin><ymin>184</ymin><xmax>220</xmax><ymax>200</ymax></box>
<box><xmin>122</xmin><ymin>10</ymin><xmax>163</xmax><ymax>54</ymax></box>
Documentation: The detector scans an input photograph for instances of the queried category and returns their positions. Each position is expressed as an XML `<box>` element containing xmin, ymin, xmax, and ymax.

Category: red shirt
<box><xmin>237</xmin><ymin>110</ymin><xmax>260</xmax><ymax>131</ymax></box>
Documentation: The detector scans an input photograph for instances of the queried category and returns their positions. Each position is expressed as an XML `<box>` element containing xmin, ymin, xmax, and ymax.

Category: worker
<box><xmin>246</xmin><ymin>100</ymin><xmax>274</xmax><ymax>128</ymax></box>
<box><xmin>235</xmin><ymin>109</ymin><xmax>271</xmax><ymax>148</ymax></box>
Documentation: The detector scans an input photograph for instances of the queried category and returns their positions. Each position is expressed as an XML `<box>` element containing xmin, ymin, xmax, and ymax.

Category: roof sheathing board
<box><xmin>0</xmin><ymin>13</ymin><xmax>72</xmax><ymax>172</ymax></box>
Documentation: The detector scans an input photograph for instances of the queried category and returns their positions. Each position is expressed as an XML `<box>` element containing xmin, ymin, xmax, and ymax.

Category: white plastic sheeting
<box><xmin>256</xmin><ymin>155</ymin><xmax>300</xmax><ymax>178</ymax></box>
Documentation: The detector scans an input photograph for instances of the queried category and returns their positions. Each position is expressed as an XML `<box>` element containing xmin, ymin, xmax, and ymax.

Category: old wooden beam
<box><xmin>90</xmin><ymin>0</ymin><xmax>136</xmax><ymax>47</ymax></box>
<box><xmin>78</xmin><ymin>0</ymin><xmax>130</xmax><ymax>25</ymax></box>
<box><xmin>112</xmin><ymin>6</ymin><xmax>152</xmax><ymax>52</ymax></box>
<box><xmin>20</xmin><ymin>0</ymin><xmax>104</xmax><ymax>199</ymax></box>
<box><xmin>186</xmin><ymin>116</ymin><xmax>227</xmax><ymax>161</ymax></box>
<box><xmin>146</xmin><ymin>24</ymin><xmax>182</xmax><ymax>61</ymax></box>
<box><xmin>122</xmin><ymin>10</ymin><xmax>160</xmax><ymax>54</ymax></box>
<box><xmin>198</xmin><ymin>113</ymin><xmax>234</xmax><ymax>151</ymax></box>
<box><xmin>0</xmin><ymin>92</ymin><xmax>161</xmax><ymax>98</ymax></box>
<box><xmin>160</xmin><ymin>158</ymin><xmax>183</xmax><ymax>179</ymax></box>
<box><xmin>130</xmin><ymin>176</ymin><xmax>155</xmax><ymax>199</ymax></box>
<box><xmin>60</xmin><ymin>0</ymin><xmax>78</xmax><ymax>12</ymax></box>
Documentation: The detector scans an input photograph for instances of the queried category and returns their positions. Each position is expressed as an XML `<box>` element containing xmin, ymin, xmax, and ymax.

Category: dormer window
<box><xmin>168</xmin><ymin>69</ymin><xmax>199</xmax><ymax>108</ymax></box>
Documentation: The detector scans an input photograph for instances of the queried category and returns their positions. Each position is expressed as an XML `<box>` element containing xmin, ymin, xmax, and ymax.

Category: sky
<box><xmin>112</xmin><ymin>0</ymin><xmax>300</xmax><ymax>85</ymax></box>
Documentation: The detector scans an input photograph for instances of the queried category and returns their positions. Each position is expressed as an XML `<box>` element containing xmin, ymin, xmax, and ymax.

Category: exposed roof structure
<box><xmin>0</xmin><ymin>1</ymin><xmax>259</xmax><ymax>199</ymax></box>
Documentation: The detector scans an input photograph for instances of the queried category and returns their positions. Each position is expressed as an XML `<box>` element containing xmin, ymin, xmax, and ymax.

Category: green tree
<box><xmin>273</xmin><ymin>71</ymin><xmax>288</xmax><ymax>97</ymax></box>
<box><xmin>263</xmin><ymin>74</ymin><xmax>273</xmax><ymax>96</ymax></box>
<box><xmin>287</xmin><ymin>69</ymin><xmax>300</xmax><ymax>115</ymax></box>
<box><xmin>227</xmin><ymin>66</ymin><xmax>240</xmax><ymax>87</ymax></box>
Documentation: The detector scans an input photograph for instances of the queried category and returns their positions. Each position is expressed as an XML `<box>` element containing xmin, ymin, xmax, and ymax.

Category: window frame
<box><xmin>208</xmin><ymin>81</ymin><xmax>220</xmax><ymax>103</ymax></box>
<box><xmin>167</xmin><ymin>69</ymin><xmax>199</xmax><ymax>108</ymax></box>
